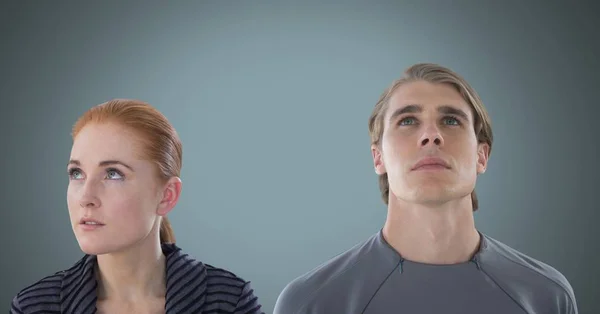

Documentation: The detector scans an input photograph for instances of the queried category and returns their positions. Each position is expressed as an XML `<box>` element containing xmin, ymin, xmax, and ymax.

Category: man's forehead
<box><xmin>390</xmin><ymin>81</ymin><xmax>467</xmax><ymax>105</ymax></box>
<box><xmin>386</xmin><ymin>83</ymin><xmax>472</xmax><ymax>118</ymax></box>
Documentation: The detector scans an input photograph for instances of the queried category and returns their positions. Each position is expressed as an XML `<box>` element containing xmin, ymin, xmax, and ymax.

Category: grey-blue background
<box><xmin>1</xmin><ymin>1</ymin><xmax>598</xmax><ymax>313</ymax></box>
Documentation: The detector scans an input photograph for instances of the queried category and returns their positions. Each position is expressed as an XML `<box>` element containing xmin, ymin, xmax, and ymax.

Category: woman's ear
<box><xmin>157</xmin><ymin>177</ymin><xmax>182</xmax><ymax>216</ymax></box>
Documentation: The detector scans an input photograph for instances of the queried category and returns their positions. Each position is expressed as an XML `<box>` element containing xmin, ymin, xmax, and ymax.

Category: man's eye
<box><xmin>443</xmin><ymin>117</ymin><xmax>460</xmax><ymax>125</ymax></box>
<box><xmin>399</xmin><ymin>117</ymin><xmax>417</xmax><ymax>125</ymax></box>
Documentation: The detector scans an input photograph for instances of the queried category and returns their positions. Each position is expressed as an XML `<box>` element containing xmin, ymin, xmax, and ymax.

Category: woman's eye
<box><xmin>68</xmin><ymin>169</ymin><xmax>83</xmax><ymax>180</ymax></box>
<box><xmin>106</xmin><ymin>169</ymin><xmax>124</xmax><ymax>180</ymax></box>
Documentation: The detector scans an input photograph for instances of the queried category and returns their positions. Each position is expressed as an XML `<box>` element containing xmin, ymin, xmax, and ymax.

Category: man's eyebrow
<box><xmin>438</xmin><ymin>105</ymin><xmax>470</xmax><ymax>121</ymax></box>
<box><xmin>387</xmin><ymin>104</ymin><xmax>471</xmax><ymax>123</ymax></box>
<box><xmin>388</xmin><ymin>104</ymin><xmax>422</xmax><ymax>124</ymax></box>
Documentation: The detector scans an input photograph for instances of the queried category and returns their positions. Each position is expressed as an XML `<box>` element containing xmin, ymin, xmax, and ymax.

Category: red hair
<box><xmin>71</xmin><ymin>99</ymin><xmax>182</xmax><ymax>243</ymax></box>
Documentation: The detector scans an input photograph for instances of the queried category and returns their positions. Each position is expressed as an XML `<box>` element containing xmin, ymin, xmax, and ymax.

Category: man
<box><xmin>273</xmin><ymin>63</ymin><xmax>578</xmax><ymax>314</ymax></box>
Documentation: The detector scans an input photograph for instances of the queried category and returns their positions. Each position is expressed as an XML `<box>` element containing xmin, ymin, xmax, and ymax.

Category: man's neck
<box><xmin>96</xmin><ymin>236</ymin><xmax>167</xmax><ymax>302</ymax></box>
<box><xmin>382</xmin><ymin>194</ymin><xmax>481</xmax><ymax>265</ymax></box>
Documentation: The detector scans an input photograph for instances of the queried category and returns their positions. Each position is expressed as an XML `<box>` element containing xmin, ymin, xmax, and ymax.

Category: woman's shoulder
<box><xmin>164</xmin><ymin>243</ymin><xmax>251</xmax><ymax>285</ymax></box>
<box><xmin>164</xmin><ymin>244</ymin><xmax>263</xmax><ymax>313</ymax></box>
<box><xmin>203</xmin><ymin>262</ymin><xmax>252</xmax><ymax>289</ymax></box>
<box><xmin>11</xmin><ymin>255</ymin><xmax>92</xmax><ymax>313</ymax></box>
<box><xmin>164</xmin><ymin>243</ymin><xmax>250</xmax><ymax>283</ymax></box>
<box><xmin>11</xmin><ymin>271</ymin><xmax>64</xmax><ymax>313</ymax></box>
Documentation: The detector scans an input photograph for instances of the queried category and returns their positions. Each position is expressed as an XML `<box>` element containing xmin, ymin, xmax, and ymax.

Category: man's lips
<box><xmin>412</xmin><ymin>157</ymin><xmax>451</xmax><ymax>170</ymax></box>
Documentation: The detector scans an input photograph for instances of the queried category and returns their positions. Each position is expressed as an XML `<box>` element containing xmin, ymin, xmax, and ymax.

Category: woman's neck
<box><xmin>95</xmin><ymin>238</ymin><xmax>167</xmax><ymax>301</ymax></box>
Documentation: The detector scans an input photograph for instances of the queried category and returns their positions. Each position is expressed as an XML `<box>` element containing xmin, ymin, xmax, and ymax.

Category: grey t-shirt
<box><xmin>274</xmin><ymin>230</ymin><xmax>577</xmax><ymax>314</ymax></box>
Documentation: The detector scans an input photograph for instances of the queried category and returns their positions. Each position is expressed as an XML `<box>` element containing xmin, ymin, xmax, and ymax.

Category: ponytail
<box><xmin>160</xmin><ymin>217</ymin><xmax>176</xmax><ymax>244</ymax></box>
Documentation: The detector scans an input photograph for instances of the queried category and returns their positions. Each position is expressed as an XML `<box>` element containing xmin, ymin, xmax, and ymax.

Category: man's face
<box><xmin>372</xmin><ymin>80</ymin><xmax>489</xmax><ymax>206</ymax></box>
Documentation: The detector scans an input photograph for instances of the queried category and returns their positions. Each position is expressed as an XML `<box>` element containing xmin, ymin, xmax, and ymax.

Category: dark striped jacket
<box><xmin>10</xmin><ymin>243</ymin><xmax>264</xmax><ymax>314</ymax></box>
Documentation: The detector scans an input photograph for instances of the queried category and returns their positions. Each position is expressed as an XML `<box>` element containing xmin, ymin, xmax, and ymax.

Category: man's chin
<box><xmin>394</xmin><ymin>183</ymin><xmax>466</xmax><ymax>206</ymax></box>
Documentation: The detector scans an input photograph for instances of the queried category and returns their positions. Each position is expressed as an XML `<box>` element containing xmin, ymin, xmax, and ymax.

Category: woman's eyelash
<box><xmin>66</xmin><ymin>167</ymin><xmax>125</xmax><ymax>180</ymax></box>
<box><xmin>105</xmin><ymin>168</ymin><xmax>125</xmax><ymax>179</ymax></box>
<box><xmin>67</xmin><ymin>167</ymin><xmax>83</xmax><ymax>180</ymax></box>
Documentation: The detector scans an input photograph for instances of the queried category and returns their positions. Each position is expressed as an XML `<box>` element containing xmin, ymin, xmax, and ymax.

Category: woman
<box><xmin>10</xmin><ymin>99</ymin><xmax>264</xmax><ymax>314</ymax></box>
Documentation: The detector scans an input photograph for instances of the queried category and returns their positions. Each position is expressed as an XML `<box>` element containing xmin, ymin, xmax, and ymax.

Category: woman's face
<box><xmin>67</xmin><ymin>122</ymin><xmax>165</xmax><ymax>255</ymax></box>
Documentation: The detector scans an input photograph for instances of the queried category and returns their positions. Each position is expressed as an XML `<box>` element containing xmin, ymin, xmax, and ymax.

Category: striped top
<box><xmin>10</xmin><ymin>243</ymin><xmax>264</xmax><ymax>314</ymax></box>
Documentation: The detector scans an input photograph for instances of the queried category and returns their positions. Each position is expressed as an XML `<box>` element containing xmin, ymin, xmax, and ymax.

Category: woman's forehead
<box><xmin>70</xmin><ymin>123</ymin><xmax>149</xmax><ymax>166</ymax></box>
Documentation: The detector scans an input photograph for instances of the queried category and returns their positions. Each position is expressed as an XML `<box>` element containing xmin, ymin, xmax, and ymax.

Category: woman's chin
<box><xmin>76</xmin><ymin>239</ymin><xmax>114</xmax><ymax>256</ymax></box>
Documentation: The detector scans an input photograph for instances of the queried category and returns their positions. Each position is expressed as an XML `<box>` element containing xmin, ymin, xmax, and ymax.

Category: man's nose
<box><xmin>419</xmin><ymin>124</ymin><xmax>444</xmax><ymax>147</ymax></box>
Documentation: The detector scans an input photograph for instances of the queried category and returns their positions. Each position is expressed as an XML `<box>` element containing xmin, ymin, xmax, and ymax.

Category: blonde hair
<box><xmin>71</xmin><ymin>99</ymin><xmax>182</xmax><ymax>243</ymax></box>
<box><xmin>368</xmin><ymin>63</ymin><xmax>493</xmax><ymax>211</ymax></box>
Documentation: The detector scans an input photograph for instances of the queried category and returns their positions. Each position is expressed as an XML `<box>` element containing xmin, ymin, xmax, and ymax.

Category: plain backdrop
<box><xmin>1</xmin><ymin>1</ymin><xmax>598</xmax><ymax>313</ymax></box>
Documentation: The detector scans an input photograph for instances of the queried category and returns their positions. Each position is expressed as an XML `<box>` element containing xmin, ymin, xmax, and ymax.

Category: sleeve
<box><xmin>233</xmin><ymin>281</ymin><xmax>264</xmax><ymax>314</ymax></box>
<box><xmin>561</xmin><ymin>276</ymin><xmax>578</xmax><ymax>314</ymax></box>
<box><xmin>273</xmin><ymin>281</ymin><xmax>302</xmax><ymax>314</ymax></box>
<box><xmin>567</xmin><ymin>291</ymin><xmax>578</xmax><ymax>314</ymax></box>
<box><xmin>9</xmin><ymin>295</ymin><xmax>23</xmax><ymax>314</ymax></box>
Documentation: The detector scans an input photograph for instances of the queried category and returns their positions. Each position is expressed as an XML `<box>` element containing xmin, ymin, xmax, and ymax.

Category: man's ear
<box><xmin>476</xmin><ymin>143</ymin><xmax>490</xmax><ymax>174</ymax></box>
<box><xmin>371</xmin><ymin>144</ymin><xmax>386</xmax><ymax>175</ymax></box>
<box><xmin>157</xmin><ymin>176</ymin><xmax>182</xmax><ymax>216</ymax></box>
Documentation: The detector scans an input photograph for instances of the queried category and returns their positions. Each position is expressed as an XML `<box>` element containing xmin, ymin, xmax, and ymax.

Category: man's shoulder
<box><xmin>274</xmin><ymin>232</ymin><xmax>397</xmax><ymax>314</ymax></box>
<box><xmin>480</xmin><ymin>234</ymin><xmax>578</xmax><ymax>313</ymax></box>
